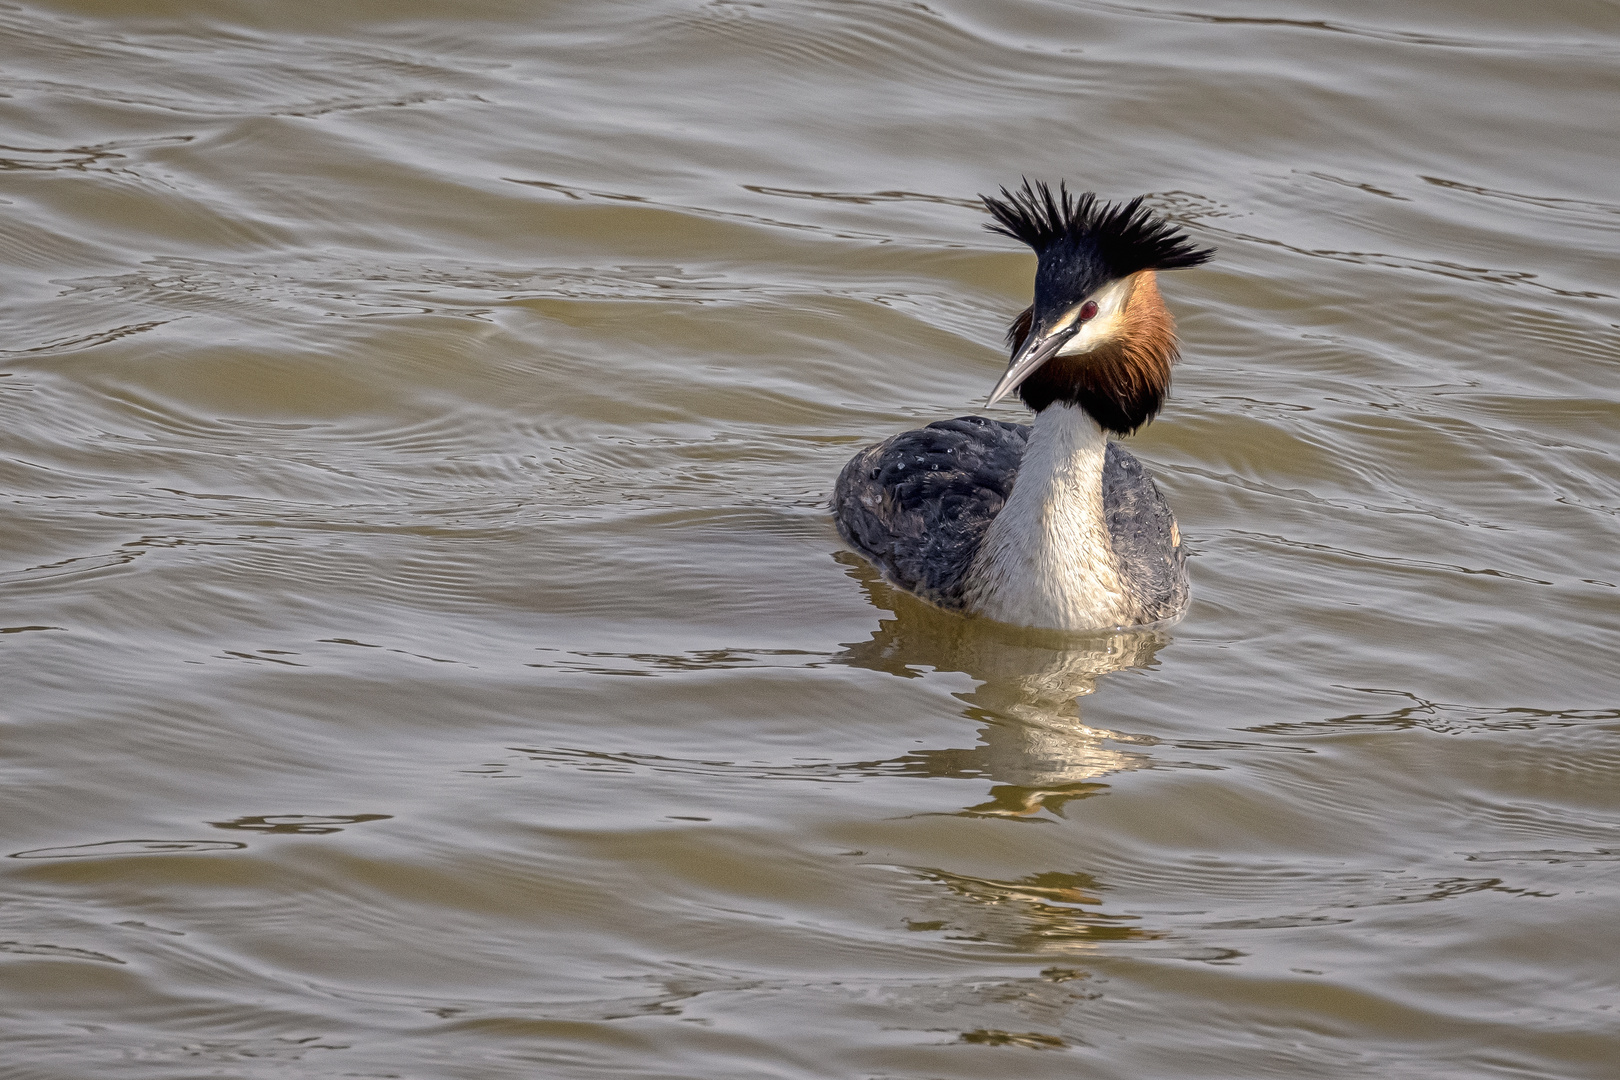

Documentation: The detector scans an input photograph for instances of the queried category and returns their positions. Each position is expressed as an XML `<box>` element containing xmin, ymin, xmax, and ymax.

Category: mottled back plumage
<box><xmin>832</xmin><ymin>416</ymin><xmax>1186</xmax><ymax>620</ymax></box>
<box><xmin>1098</xmin><ymin>440</ymin><xmax>1188</xmax><ymax>622</ymax></box>
<box><xmin>833</xmin><ymin>416</ymin><xmax>1024</xmax><ymax>608</ymax></box>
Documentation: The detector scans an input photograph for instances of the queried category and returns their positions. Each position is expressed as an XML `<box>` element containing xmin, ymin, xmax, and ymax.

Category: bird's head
<box><xmin>981</xmin><ymin>180</ymin><xmax>1214</xmax><ymax>434</ymax></box>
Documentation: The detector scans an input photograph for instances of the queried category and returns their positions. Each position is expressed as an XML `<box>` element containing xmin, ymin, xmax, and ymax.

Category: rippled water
<box><xmin>3</xmin><ymin>1</ymin><xmax>1618</xmax><ymax>1076</ymax></box>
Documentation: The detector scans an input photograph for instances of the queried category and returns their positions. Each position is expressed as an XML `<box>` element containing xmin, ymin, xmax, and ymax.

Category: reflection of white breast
<box><xmin>970</xmin><ymin>627</ymin><xmax>1167</xmax><ymax>796</ymax></box>
<box><xmin>964</xmin><ymin>403</ymin><xmax>1136</xmax><ymax>631</ymax></box>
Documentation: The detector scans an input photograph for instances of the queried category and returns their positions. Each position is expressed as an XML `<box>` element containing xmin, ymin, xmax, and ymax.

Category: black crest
<box><xmin>981</xmin><ymin>179</ymin><xmax>1214</xmax><ymax>280</ymax></box>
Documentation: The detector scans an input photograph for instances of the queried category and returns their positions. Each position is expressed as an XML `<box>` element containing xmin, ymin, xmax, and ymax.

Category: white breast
<box><xmin>963</xmin><ymin>404</ymin><xmax>1136</xmax><ymax>631</ymax></box>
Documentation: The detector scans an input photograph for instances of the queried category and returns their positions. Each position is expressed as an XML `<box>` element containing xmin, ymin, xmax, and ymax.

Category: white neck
<box><xmin>964</xmin><ymin>404</ymin><xmax>1134</xmax><ymax>631</ymax></box>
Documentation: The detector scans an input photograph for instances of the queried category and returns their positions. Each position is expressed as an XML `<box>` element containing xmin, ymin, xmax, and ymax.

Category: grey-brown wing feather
<box><xmin>832</xmin><ymin>416</ymin><xmax>1028</xmax><ymax>608</ymax></box>
<box><xmin>834</xmin><ymin>416</ymin><xmax>1188</xmax><ymax>622</ymax></box>
<box><xmin>1102</xmin><ymin>441</ymin><xmax>1189</xmax><ymax>623</ymax></box>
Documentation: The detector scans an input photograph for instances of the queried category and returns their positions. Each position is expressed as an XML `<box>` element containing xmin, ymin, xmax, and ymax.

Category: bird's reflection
<box><xmin>833</xmin><ymin>552</ymin><xmax>1167</xmax><ymax>818</ymax></box>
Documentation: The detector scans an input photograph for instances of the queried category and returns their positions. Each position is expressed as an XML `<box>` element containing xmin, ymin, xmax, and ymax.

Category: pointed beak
<box><xmin>986</xmin><ymin>322</ymin><xmax>1075</xmax><ymax>406</ymax></box>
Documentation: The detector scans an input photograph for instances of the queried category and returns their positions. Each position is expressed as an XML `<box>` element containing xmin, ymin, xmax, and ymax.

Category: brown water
<box><xmin>3</xmin><ymin>1</ymin><xmax>1618</xmax><ymax>1077</ymax></box>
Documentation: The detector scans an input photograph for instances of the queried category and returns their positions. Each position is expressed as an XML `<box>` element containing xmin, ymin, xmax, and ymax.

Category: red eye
<box><xmin>1079</xmin><ymin>300</ymin><xmax>1099</xmax><ymax>321</ymax></box>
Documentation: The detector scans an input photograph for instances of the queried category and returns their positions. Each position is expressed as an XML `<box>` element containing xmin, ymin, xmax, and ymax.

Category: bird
<box><xmin>832</xmin><ymin>180</ymin><xmax>1214</xmax><ymax>632</ymax></box>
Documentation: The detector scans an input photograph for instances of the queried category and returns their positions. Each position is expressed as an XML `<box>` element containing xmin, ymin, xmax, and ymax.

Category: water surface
<box><xmin>3</xmin><ymin>1</ymin><xmax>1618</xmax><ymax>1077</ymax></box>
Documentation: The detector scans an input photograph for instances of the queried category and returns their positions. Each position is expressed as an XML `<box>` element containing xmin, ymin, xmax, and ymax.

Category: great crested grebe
<box><xmin>833</xmin><ymin>180</ymin><xmax>1214</xmax><ymax>632</ymax></box>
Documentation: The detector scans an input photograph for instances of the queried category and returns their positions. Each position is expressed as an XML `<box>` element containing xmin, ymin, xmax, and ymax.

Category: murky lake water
<box><xmin>3</xmin><ymin>1</ymin><xmax>1618</xmax><ymax>1076</ymax></box>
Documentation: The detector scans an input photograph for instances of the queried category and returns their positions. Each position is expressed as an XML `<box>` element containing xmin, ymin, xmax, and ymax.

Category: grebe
<box><xmin>833</xmin><ymin>180</ymin><xmax>1214</xmax><ymax>632</ymax></box>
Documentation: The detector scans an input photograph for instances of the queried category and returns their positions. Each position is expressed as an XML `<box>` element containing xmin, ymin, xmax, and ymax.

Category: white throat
<box><xmin>964</xmin><ymin>404</ymin><xmax>1133</xmax><ymax>631</ymax></box>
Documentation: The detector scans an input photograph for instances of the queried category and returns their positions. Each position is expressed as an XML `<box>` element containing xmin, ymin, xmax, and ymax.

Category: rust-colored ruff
<box><xmin>1010</xmin><ymin>270</ymin><xmax>1180</xmax><ymax>434</ymax></box>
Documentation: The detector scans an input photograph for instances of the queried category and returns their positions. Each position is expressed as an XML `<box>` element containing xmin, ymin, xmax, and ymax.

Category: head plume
<box><xmin>980</xmin><ymin>180</ymin><xmax>1213</xmax><ymax>434</ymax></box>
<box><xmin>981</xmin><ymin>179</ymin><xmax>1214</xmax><ymax>278</ymax></box>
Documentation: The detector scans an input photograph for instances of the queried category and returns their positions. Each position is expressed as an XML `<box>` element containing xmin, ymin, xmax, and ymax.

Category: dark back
<box><xmin>833</xmin><ymin>415</ymin><xmax>1187</xmax><ymax>620</ymax></box>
